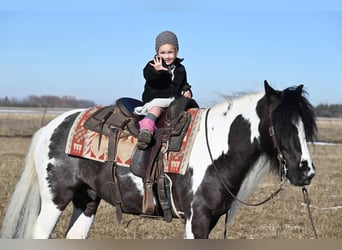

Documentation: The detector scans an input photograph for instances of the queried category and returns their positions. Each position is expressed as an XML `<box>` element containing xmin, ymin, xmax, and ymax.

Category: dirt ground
<box><xmin>0</xmin><ymin>137</ymin><xmax>341</xmax><ymax>239</ymax></box>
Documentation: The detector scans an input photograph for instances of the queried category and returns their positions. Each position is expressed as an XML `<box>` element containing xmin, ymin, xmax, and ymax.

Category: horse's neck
<box><xmin>205</xmin><ymin>94</ymin><xmax>263</xmax><ymax>158</ymax></box>
<box><xmin>209</xmin><ymin>93</ymin><xmax>263</xmax><ymax>132</ymax></box>
<box><xmin>211</xmin><ymin>92</ymin><xmax>263</xmax><ymax>116</ymax></box>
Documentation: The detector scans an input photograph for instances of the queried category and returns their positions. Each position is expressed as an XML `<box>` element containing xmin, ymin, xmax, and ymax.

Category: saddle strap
<box><xmin>142</xmin><ymin>181</ymin><xmax>155</xmax><ymax>214</ymax></box>
<box><xmin>141</xmin><ymin>134</ymin><xmax>164</xmax><ymax>215</ymax></box>
<box><xmin>107</xmin><ymin>127</ymin><xmax>123</xmax><ymax>222</ymax></box>
<box><xmin>157</xmin><ymin>175</ymin><xmax>173</xmax><ymax>223</ymax></box>
<box><xmin>98</xmin><ymin>109</ymin><xmax>115</xmax><ymax>150</ymax></box>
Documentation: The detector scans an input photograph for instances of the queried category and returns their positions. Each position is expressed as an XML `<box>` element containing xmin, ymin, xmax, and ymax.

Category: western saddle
<box><xmin>83</xmin><ymin>97</ymin><xmax>199</xmax><ymax>222</ymax></box>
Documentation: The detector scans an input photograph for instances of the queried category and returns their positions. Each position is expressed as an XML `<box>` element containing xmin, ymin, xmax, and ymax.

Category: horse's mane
<box><xmin>220</xmin><ymin>91</ymin><xmax>263</xmax><ymax>103</ymax></box>
<box><xmin>211</xmin><ymin>92</ymin><xmax>264</xmax><ymax>112</ymax></box>
<box><xmin>213</xmin><ymin>86</ymin><xmax>317</xmax><ymax>144</ymax></box>
<box><xmin>219</xmin><ymin>87</ymin><xmax>317</xmax><ymax>143</ymax></box>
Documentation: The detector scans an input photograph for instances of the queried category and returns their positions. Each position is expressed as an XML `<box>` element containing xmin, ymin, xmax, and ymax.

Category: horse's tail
<box><xmin>0</xmin><ymin>128</ymin><xmax>43</xmax><ymax>239</ymax></box>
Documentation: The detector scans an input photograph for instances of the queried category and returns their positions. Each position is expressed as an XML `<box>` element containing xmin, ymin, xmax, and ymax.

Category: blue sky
<box><xmin>0</xmin><ymin>1</ymin><xmax>341</xmax><ymax>107</ymax></box>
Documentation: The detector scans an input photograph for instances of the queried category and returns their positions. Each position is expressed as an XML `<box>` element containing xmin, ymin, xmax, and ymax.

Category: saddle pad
<box><xmin>65</xmin><ymin>107</ymin><xmax>203</xmax><ymax>175</ymax></box>
<box><xmin>65</xmin><ymin>107</ymin><xmax>136</xmax><ymax>166</ymax></box>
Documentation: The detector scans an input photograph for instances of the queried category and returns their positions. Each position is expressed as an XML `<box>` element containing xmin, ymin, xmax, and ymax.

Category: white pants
<box><xmin>134</xmin><ymin>97</ymin><xmax>175</xmax><ymax>116</ymax></box>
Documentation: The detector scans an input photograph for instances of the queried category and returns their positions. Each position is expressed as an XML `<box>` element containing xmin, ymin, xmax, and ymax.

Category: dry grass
<box><xmin>316</xmin><ymin>117</ymin><xmax>342</xmax><ymax>143</ymax></box>
<box><xmin>0</xmin><ymin>111</ymin><xmax>57</xmax><ymax>137</ymax></box>
<box><xmin>0</xmin><ymin>111</ymin><xmax>341</xmax><ymax>239</ymax></box>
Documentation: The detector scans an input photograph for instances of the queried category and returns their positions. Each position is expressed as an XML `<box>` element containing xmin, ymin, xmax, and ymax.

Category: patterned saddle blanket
<box><xmin>65</xmin><ymin>106</ymin><xmax>203</xmax><ymax>175</ymax></box>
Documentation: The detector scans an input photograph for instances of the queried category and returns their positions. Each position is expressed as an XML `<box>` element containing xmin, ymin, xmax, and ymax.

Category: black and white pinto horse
<box><xmin>1</xmin><ymin>81</ymin><xmax>317</xmax><ymax>239</ymax></box>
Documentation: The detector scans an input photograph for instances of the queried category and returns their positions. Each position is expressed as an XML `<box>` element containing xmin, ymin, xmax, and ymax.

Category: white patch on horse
<box><xmin>231</xmin><ymin>93</ymin><xmax>263</xmax><ymax>143</ymax></box>
<box><xmin>126</xmin><ymin>172</ymin><xmax>144</xmax><ymax>195</ymax></box>
<box><xmin>295</xmin><ymin>119</ymin><xmax>315</xmax><ymax>176</ymax></box>
<box><xmin>188</xmin><ymin>104</ymin><xmax>229</xmax><ymax>194</ymax></box>
<box><xmin>32</xmin><ymin>201</ymin><xmax>63</xmax><ymax>238</ymax></box>
<box><xmin>36</xmin><ymin>109</ymin><xmax>85</xmax><ymax>202</ymax></box>
<box><xmin>241</xmin><ymin>107</ymin><xmax>261</xmax><ymax>143</ymax></box>
<box><xmin>184</xmin><ymin>208</ymin><xmax>195</xmax><ymax>239</ymax></box>
<box><xmin>66</xmin><ymin>213</ymin><xmax>95</xmax><ymax>239</ymax></box>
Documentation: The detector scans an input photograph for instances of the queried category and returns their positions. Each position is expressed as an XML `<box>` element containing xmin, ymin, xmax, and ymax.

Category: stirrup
<box><xmin>137</xmin><ymin>130</ymin><xmax>152</xmax><ymax>150</ymax></box>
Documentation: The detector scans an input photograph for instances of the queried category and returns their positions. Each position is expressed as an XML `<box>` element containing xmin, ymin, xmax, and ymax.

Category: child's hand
<box><xmin>150</xmin><ymin>56</ymin><xmax>168</xmax><ymax>71</ymax></box>
<box><xmin>182</xmin><ymin>90</ymin><xmax>192</xmax><ymax>98</ymax></box>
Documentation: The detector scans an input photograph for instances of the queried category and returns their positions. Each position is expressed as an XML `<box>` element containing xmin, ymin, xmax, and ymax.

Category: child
<box><xmin>134</xmin><ymin>31</ymin><xmax>193</xmax><ymax>150</ymax></box>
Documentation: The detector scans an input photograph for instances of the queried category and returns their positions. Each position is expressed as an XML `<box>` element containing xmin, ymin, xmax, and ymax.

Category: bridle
<box><xmin>204</xmin><ymin>104</ymin><xmax>318</xmax><ymax>239</ymax></box>
<box><xmin>268</xmin><ymin>107</ymin><xmax>289</xmax><ymax>182</ymax></box>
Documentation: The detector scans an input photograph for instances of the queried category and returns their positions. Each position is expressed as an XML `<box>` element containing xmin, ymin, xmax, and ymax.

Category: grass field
<box><xmin>0</xmin><ymin>109</ymin><xmax>341</xmax><ymax>239</ymax></box>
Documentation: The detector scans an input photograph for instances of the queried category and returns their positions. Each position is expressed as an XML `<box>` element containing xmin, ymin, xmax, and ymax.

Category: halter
<box><xmin>268</xmin><ymin>107</ymin><xmax>289</xmax><ymax>182</ymax></box>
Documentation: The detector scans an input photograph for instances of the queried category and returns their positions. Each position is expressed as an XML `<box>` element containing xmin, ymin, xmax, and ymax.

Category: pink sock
<box><xmin>139</xmin><ymin>118</ymin><xmax>157</xmax><ymax>133</ymax></box>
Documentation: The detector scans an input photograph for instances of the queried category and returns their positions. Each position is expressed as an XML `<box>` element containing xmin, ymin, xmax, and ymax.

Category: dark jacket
<box><xmin>142</xmin><ymin>58</ymin><xmax>192</xmax><ymax>103</ymax></box>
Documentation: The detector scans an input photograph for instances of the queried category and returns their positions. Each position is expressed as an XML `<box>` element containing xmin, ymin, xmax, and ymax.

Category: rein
<box><xmin>302</xmin><ymin>187</ymin><xmax>318</xmax><ymax>239</ymax></box>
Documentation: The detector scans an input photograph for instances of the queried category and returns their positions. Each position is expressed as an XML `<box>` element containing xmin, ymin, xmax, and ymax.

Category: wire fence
<box><xmin>0</xmin><ymin>107</ymin><xmax>71</xmax><ymax>137</ymax></box>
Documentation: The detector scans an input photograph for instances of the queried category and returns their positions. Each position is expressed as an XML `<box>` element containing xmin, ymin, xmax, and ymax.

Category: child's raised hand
<box><xmin>182</xmin><ymin>90</ymin><xmax>192</xmax><ymax>98</ymax></box>
<box><xmin>150</xmin><ymin>56</ymin><xmax>168</xmax><ymax>71</ymax></box>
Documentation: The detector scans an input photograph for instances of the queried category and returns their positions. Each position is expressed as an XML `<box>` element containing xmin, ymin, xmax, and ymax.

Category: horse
<box><xmin>0</xmin><ymin>80</ymin><xmax>317</xmax><ymax>239</ymax></box>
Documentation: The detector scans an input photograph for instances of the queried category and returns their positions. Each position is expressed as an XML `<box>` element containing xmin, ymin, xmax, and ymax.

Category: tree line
<box><xmin>0</xmin><ymin>95</ymin><xmax>341</xmax><ymax>117</ymax></box>
<box><xmin>0</xmin><ymin>95</ymin><xmax>96</xmax><ymax>108</ymax></box>
<box><xmin>315</xmin><ymin>104</ymin><xmax>342</xmax><ymax>118</ymax></box>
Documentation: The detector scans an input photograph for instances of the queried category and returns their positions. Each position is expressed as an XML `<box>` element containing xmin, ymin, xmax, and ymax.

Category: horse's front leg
<box><xmin>184</xmin><ymin>215</ymin><xmax>213</xmax><ymax>239</ymax></box>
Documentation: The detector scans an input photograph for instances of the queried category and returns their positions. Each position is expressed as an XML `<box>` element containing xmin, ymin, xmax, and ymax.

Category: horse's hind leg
<box><xmin>32</xmin><ymin>196</ymin><xmax>64</xmax><ymax>238</ymax></box>
<box><xmin>66</xmin><ymin>187</ymin><xmax>101</xmax><ymax>239</ymax></box>
<box><xmin>31</xmin><ymin>160</ymin><xmax>66</xmax><ymax>238</ymax></box>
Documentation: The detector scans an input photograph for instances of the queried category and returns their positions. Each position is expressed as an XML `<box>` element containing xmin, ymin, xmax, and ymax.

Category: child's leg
<box><xmin>139</xmin><ymin>106</ymin><xmax>163</xmax><ymax>132</ymax></box>
<box><xmin>148</xmin><ymin>106</ymin><xmax>164</xmax><ymax>117</ymax></box>
<box><xmin>137</xmin><ymin>106</ymin><xmax>163</xmax><ymax>149</ymax></box>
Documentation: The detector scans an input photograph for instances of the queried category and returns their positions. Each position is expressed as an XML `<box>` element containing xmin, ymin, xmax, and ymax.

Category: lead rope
<box><xmin>302</xmin><ymin>187</ymin><xmax>318</xmax><ymax>239</ymax></box>
<box><xmin>223</xmin><ymin>210</ymin><xmax>229</xmax><ymax>239</ymax></box>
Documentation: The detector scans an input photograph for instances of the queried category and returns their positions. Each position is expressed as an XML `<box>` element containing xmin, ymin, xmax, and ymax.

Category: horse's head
<box><xmin>257</xmin><ymin>80</ymin><xmax>317</xmax><ymax>186</ymax></box>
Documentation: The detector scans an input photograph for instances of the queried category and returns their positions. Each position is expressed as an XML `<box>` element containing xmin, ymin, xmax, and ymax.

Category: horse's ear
<box><xmin>264</xmin><ymin>80</ymin><xmax>282</xmax><ymax>104</ymax></box>
<box><xmin>264</xmin><ymin>80</ymin><xmax>274</xmax><ymax>94</ymax></box>
<box><xmin>295</xmin><ymin>84</ymin><xmax>304</xmax><ymax>96</ymax></box>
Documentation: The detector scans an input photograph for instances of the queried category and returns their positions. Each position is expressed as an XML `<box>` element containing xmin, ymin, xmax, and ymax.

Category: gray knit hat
<box><xmin>155</xmin><ymin>31</ymin><xmax>179</xmax><ymax>52</ymax></box>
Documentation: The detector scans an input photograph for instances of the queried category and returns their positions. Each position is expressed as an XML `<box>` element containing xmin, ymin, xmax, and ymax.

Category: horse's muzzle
<box><xmin>303</xmin><ymin>171</ymin><xmax>315</xmax><ymax>186</ymax></box>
